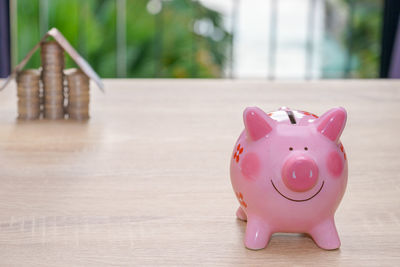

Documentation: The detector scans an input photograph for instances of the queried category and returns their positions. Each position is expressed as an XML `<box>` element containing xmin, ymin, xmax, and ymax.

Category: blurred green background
<box><xmin>14</xmin><ymin>0</ymin><xmax>382</xmax><ymax>79</ymax></box>
<box><xmin>16</xmin><ymin>0</ymin><xmax>231</xmax><ymax>78</ymax></box>
<box><xmin>323</xmin><ymin>0</ymin><xmax>382</xmax><ymax>78</ymax></box>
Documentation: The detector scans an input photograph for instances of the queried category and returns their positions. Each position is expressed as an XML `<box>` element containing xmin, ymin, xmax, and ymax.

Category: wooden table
<box><xmin>0</xmin><ymin>79</ymin><xmax>399</xmax><ymax>266</ymax></box>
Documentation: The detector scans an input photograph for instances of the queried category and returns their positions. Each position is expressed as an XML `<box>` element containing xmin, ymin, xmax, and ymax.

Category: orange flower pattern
<box><xmin>300</xmin><ymin>110</ymin><xmax>319</xmax><ymax>118</ymax></box>
<box><xmin>233</xmin><ymin>144</ymin><xmax>244</xmax><ymax>163</ymax></box>
<box><xmin>236</xmin><ymin>192</ymin><xmax>247</xmax><ymax>208</ymax></box>
<box><xmin>339</xmin><ymin>142</ymin><xmax>347</xmax><ymax>160</ymax></box>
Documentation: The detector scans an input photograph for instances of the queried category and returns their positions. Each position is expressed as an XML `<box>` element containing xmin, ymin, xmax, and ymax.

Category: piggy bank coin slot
<box><xmin>286</xmin><ymin>110</ymin><xmax>297</xmax><ymax>124</ymax></box>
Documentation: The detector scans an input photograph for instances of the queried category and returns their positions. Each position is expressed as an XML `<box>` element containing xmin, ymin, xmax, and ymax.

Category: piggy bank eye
<box><xmin>289</xmin><ymin>147</ymin><xmax>293</xmax><ymax>151</ymax></box>
<box><xmin>304</xmin><ymin>147</ymin><xmax>308</xmax><ymax>151</ymax></box>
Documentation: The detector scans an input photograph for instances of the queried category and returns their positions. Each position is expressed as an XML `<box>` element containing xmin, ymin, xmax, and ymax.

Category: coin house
<box><xmin>0</xmin><ymin>28</ymin><xmax>104</xmax><ymax>120</ymax></box>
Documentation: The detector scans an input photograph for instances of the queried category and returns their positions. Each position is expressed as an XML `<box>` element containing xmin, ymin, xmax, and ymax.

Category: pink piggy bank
<box><xmin>230</xmin><ymin>107</ymin><xmax>348</xmax><ymax>250</ymax></box>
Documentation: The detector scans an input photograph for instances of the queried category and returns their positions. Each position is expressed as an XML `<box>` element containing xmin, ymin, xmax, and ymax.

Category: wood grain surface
<box><xmin>0</xmin><ymin>79</ymin><xmax>399</xmax><ymax>266</ymax></box>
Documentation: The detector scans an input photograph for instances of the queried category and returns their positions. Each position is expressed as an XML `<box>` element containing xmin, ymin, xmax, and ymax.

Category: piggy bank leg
<box><xmin>244</xmin><ymin>217</ymin><xmax>271</xmax><ymax>250</ymax></box>
<box><xmin>309</xmin><ymin>218</ymin><xmax>341</xmax><ymax>250</ymax></box>
<box><xmin>236</xmin><ymin>206</ymin><xmax>247</xmax><ymax>221</ymax></box>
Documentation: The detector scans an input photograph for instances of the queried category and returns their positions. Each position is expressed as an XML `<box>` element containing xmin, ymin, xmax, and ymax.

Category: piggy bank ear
<box><xmin>315</xmin><ymin>107</ymin><xmax>347</xmax><ymax>143</ymax></box>
<box><xmin>243</xmin><ymin>107</ymin><xmax>275</xmax><ymax>141</ymax></box>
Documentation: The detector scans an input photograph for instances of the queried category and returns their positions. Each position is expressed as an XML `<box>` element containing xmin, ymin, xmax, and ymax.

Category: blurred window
<box><xmin>12</xmin><ymin>0</ymin><xmax>382</xmax><ymax>79</ymax></box>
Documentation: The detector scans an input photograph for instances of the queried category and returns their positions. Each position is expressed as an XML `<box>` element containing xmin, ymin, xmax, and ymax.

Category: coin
<box><xmin>43</xmin><ymin>111</ymin><xmax>64</xmax><ymax>120</ymax></box>
<box><xmin>64</xmin><ymin>68</ymin><xmax>90</xmax><ymax>120</ymax></box>
<box><xmin>16</xmin><ymin>69</ymin><xmax>41</xmax><ymax>120</ymax></box>
<box><xmin>68</xmin><ymin>95</ymin><xmax>90</xmax><ymax>103</ymax></box>
<box><xmin>41</xmin><ymin>41</ymin><xmax>66</xmax><ymax>120</ymax></box>
<box><xmin>68</xmin><ymin>109</ymin><xmax>89</xmax><ymax>120</ymax></box>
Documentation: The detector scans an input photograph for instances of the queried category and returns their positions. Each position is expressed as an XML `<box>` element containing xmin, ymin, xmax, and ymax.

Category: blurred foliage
<box><xmin>324</xmin><ymin>0</ymin><xmax>382</xmax><ymax>78</ymax></box>
<box><xmin>16</xmin><ymin>0</ymin><xmax>383</xmax><ymax>79</ymax></box>
<box><xmin>17</xmin><ymin>0</ymin><xmax>231</xmax><ymax>78</ymax></box>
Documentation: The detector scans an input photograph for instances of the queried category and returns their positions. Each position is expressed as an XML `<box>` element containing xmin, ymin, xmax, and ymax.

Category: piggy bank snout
<box><xmin>282</xmin><ymin>155</ymin><xmax>319</xmax><ymax>192</ymax></box>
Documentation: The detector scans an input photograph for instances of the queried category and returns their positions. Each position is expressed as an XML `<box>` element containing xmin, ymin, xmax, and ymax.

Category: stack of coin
<box><xmin>41</xmin><ymin>41</ymin><xmax>65</xmax><ymax>119</ymax></box>
<box><xmin>65</xmin><ymin>68</ymin><xmax>90</xmax><ymax>120</ymax></box>
<box><xmin>16</xmin><ymin>69</ymin><xmax>41</xmax><ymax>120</ymax></box>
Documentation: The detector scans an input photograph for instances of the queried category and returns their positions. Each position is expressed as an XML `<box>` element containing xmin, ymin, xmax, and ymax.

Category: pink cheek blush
<box><xmin>327</xmin><ymin>151</ymin><xmax>343</xmax><ymax>177</ymax></box>
<box><xmin>241</xmin><ymin>153</ymin><xmax>260</xmax><ymax>180</ymax></box>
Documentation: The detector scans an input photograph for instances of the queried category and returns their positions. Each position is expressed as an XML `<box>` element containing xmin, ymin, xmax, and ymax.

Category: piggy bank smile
<box><xmin>270</xmin><ymin>179</ymin><xmax>325</xmax><ymax>202</ymax></box>
<box><xmin>230</xmin><ymin>107</ymin><xmax>348</xmax><ymax>250</ymax></box>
